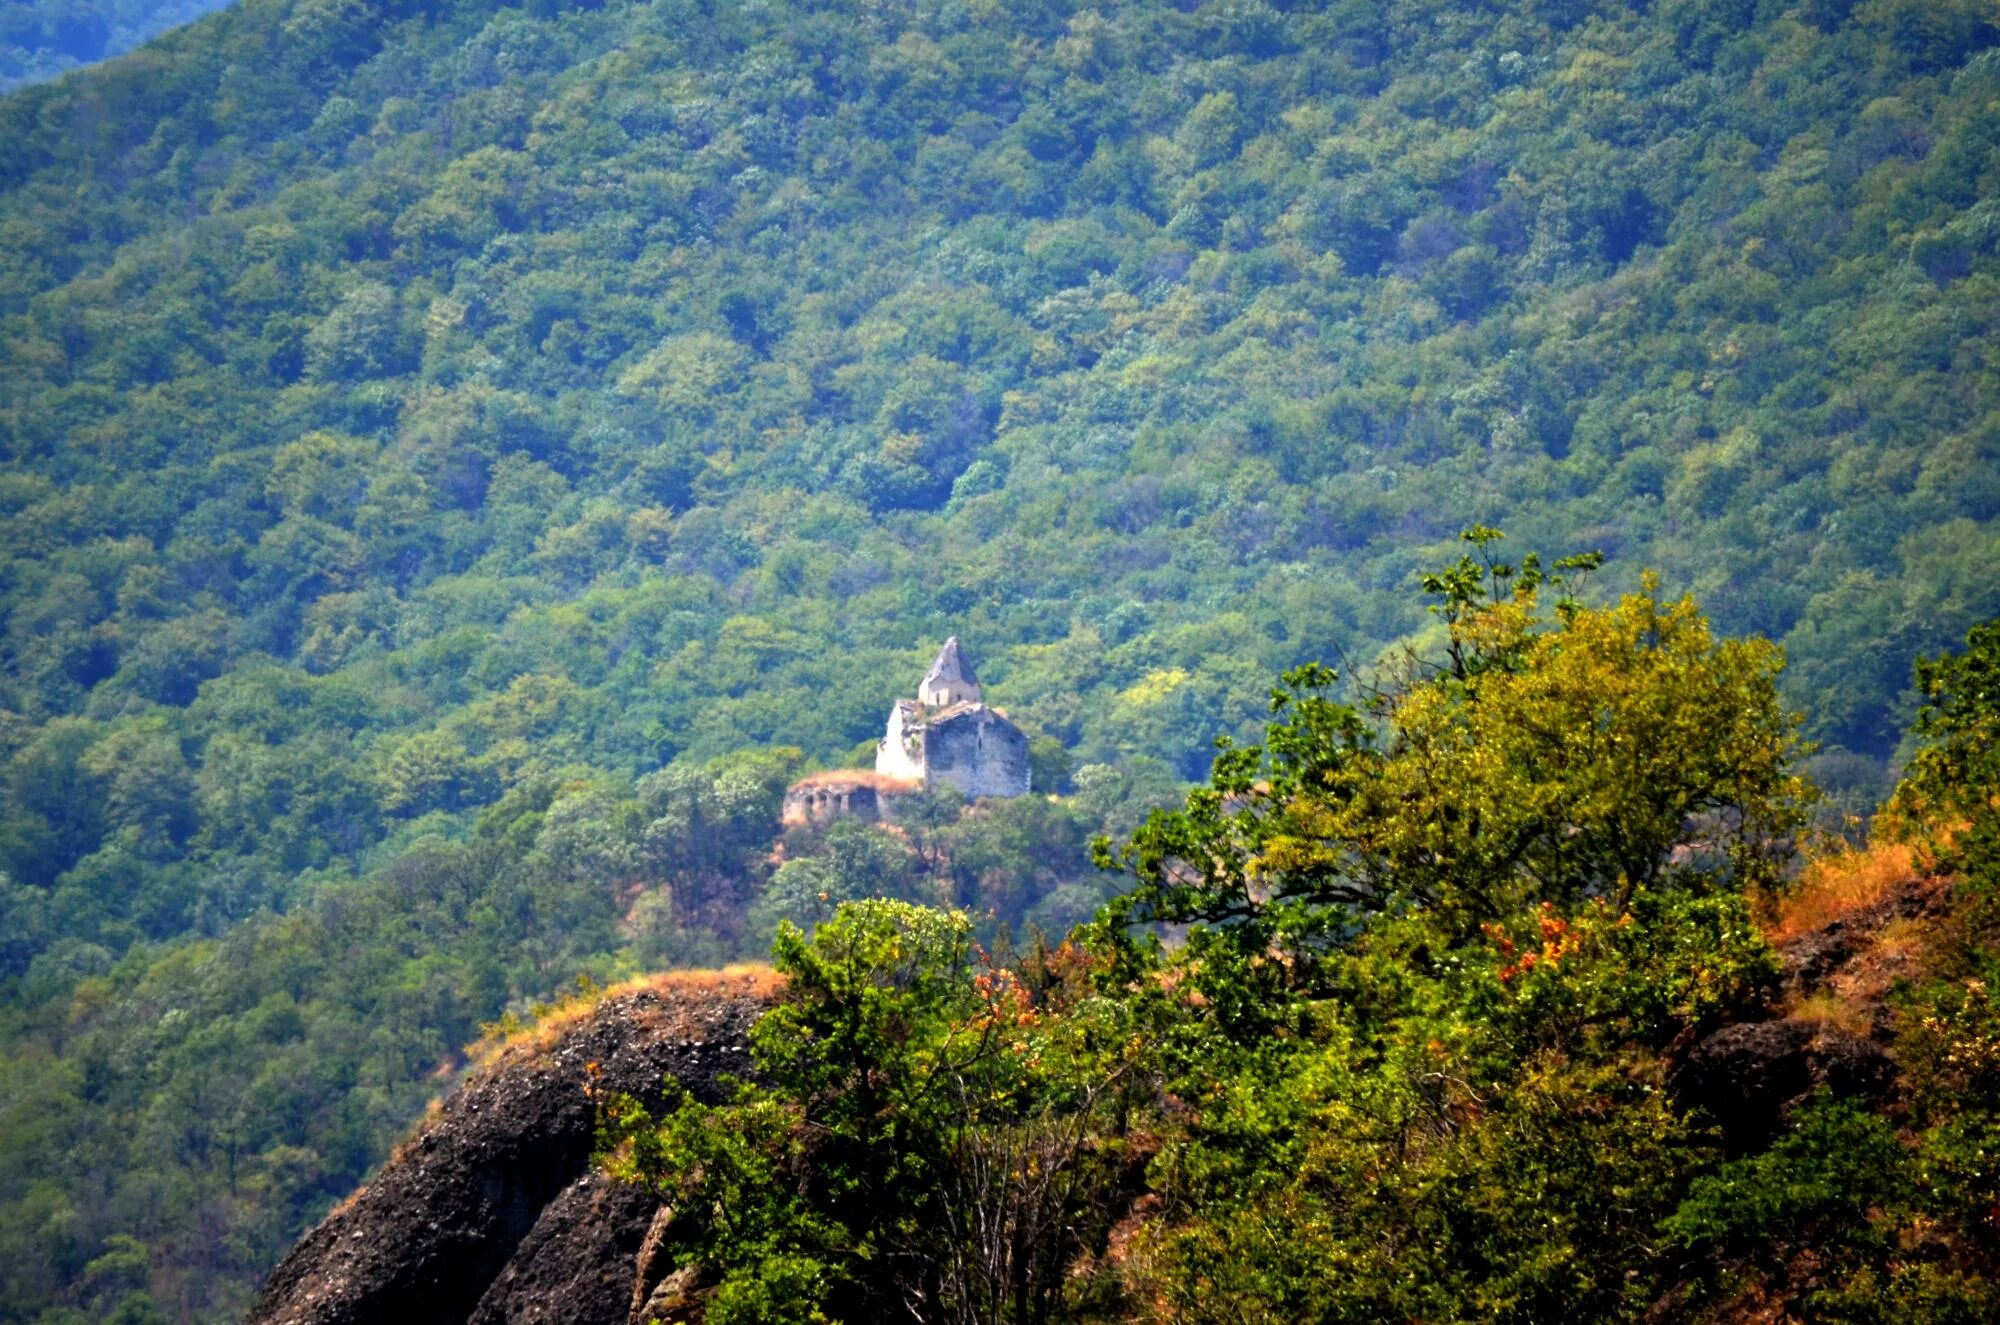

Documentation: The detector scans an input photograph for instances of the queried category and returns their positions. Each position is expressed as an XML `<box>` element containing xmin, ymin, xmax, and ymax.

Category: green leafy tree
<box><xmin>1894</xmin><ymin>617</ymin><xmax>2000</xmax><ymax>865</ymax></box>
<box><xmin>1087</xmin><ymin>538</ymin><xmax>1808</xmax><ymax>1321</ymax></box>
<box><xmin>601</xmin><ymin>900</ymin><xmax>1141</xmax><ymax>1324</ymax></box>
<box><xmin>1098</xmin><ymin>531</ymin><xmax>1812</xmax><ymax>1018</ymax></box>
<box><xmin>302</xmin><ymin>282</ymin><xmax>410</xmax><ymax>382</ymax></box>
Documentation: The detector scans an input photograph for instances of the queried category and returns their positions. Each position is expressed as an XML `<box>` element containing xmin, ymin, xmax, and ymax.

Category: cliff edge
<box><xmin>248</xmin><ymin>970</ymin><xmax>777</xmax><ymax>1325</ymax></box>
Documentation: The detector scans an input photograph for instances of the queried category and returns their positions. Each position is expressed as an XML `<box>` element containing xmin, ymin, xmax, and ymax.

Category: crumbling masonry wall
<box><xmin>921</xmin><ymin>707</ymin><xmax>1030</xmax><ymax>799</ymax></box>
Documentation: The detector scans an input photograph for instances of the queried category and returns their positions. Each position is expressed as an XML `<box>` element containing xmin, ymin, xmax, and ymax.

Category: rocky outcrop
<box><xmin>1773</xmin><ymin>873</ymin><xmax>1948</xmax><ymax>1012</ymax></box>
<box><xmin>249</xmin><ymin>973</ymin><xmax>774</xmax><ymax>1325</ymax></box>
<box><xmin>1672</xmin><ymin>1018</ymin><xmax>1894</xmax><ymax>1151</ymax></box>
<box><xmin>467</xmin><ymin>1175</ymin><xmax>660</xmax><ymax>1325</ymax></box>
<box><xmin>1670</xmin><ymin>869</ymin><xmax>1942</xmax><ymax>1151</ymax></box>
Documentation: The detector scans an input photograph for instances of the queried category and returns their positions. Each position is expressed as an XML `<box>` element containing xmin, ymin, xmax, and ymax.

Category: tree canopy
<box><xmin>602</xmin><ymin>555</ymin><xmax>2000</xmax><ymax>1322</ymax></box>
<box><xmin>2</xmin><ymin>0</ymin><xmax>1999</xmax><ymax>1317</ymax></box>
<box><xmin>1098</xmin><ymin>529</ymin><xmax>1812</xmax><ymax>1017</ymax></box>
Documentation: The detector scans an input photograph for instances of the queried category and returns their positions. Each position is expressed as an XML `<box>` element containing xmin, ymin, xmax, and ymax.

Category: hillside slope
<box><xmin>2</xmin><ymin>0</ymin><xmax>1997</xmax><ymax>782</ymax></box>
<box><xmin>3</xmin><ymin>1</ymin><xmax>2000</xmax><ymax>1320</ymax></box>
<box><xmin>252</xmin><ymin>858</ymin><xmax>1966</xmax><ymax>1325</ymax></box>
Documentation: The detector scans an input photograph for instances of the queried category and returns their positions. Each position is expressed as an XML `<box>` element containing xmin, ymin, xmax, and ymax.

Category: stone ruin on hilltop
<box><xmin>782</xmin><ymin>637</ymin><xmax>1031</xmax><ymax>825</ymax></box>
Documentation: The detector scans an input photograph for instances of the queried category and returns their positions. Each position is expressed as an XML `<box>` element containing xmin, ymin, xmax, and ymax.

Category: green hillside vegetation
<box><xmin>0</xmin><ymin>741</ymin><xmax>1169</xmax><ymax>1322</ymax></box>
<box><xmin>602</xmin><ymin>559</ymin><xmax>2000</xmax><ymax>1323</ymax></box>
<box><xmin>0</xmin><ymin>0</ymin><xmax>232</xmax><ymax>91</ymax></box>
<box><xmin>0</xmin><ymin>0</ymin><xmax>1997</xmax><ymax>1318</ymax></box>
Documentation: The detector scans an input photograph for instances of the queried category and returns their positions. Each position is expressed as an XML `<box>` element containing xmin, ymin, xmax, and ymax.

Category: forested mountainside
<box><xmin>0</xmin><ymin>0</ymin><xmax>1998</xmax><ymax>1320</ymax></box>
<box><xmin>257</xmin><ymin>579</ymin><xmax>2000</xmax><ymax>1325</ymax></box>
<box><xmin>0</xmin><ymin>0</ymin><xmax>233</xmax><ymax>91</ymax></box>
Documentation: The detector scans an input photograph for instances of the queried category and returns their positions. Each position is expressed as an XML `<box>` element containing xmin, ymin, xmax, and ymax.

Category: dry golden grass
<box><xmin>326</xmin><ymin>1184</ymin><xmax>369</xmax><ymax>1221</ymax></box>
<box><xmin>1764</xmin><ymin>840</ymin><xmax>1919</xmax><ymax>946</ymax></box>
<box><xmin>464</xmin><ymin>963</ymin><xmax>781</xmax><ymax>1072</ymax></box>
<box><xmin>1788</xmin><ymin>990</ymin><xmax>1876</xmax><ymax>1038</ymax></box>
<box><xmin>1872</xmin><ymin>915</ymin><xmax>1930</xmax><ymax>962</ymax></box>
<box><xmin>381</xmin><ymin>1096</ymin><xmax>450</xmax><ymax>1173</ymax></box>
<box><xmin>331</xmin><ymin>965</ymin><xmax>785</xmax><ymax>1224</ymax></box>
<box><xmin>788</xmin><ymin>769</ymin><xmax>922</xmax><ymax>792</ymax></box>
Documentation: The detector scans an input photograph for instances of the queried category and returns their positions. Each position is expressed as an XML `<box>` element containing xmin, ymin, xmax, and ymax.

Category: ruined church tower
<box><xmin>918</xmin><ymin>636</ymin><xmax>981</xmax><ymax>707</ymax></box>
<box><xmin>876</xmin><ymin>638</ymin><xmax>1031</xmax><ymax>799</ymax></box>
<box><xmin>786</xmin><ymin>639</ymin><xmax>1035</xmax><ymax>825</ymax></box>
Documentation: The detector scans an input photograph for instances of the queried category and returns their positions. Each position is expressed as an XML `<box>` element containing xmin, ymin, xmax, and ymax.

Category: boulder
<box><xmin>1673</xmin><ymin>1019</ymin><xmax>1894</xmax><ymax>1151</ymax></box>
<box><xmin>249</xmin><ymin>978</ymin><xmax>771</xmax><ymax>1325</ymax></box>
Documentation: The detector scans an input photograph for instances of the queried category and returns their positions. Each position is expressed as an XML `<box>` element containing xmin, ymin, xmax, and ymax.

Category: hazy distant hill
<box><xmin>0</xmin><ymin>0</ymin><xmax>233</xmax><ymax>90</ymax></box>
<box><xmin>0</xmin><ymin>0</ymin><xmax>1997</xmax><ymax>1319</ymax></box>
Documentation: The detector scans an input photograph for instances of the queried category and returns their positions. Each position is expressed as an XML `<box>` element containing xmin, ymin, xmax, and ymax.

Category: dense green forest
<box><xmin>600</xmin><ymin>592</ymin><xmax>2000</xmax><ymax>1325</ymax></box>
<box><xmin>1</xmin><ymin>0</ymin><xmax>1998</xmax><ymax>1318</ymax></box>
<box><xmin>0</xmin><ymin>0</ymin><xmax>232</xmax><ymax>91</ymax></box>
<box><xmin>604</xmin><ymin>576</ymin><xmax>2000</xmax><ymax>1322</ymax></box>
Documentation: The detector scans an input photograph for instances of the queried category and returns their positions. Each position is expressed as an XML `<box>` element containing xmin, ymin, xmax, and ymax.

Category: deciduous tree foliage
<box><xmin>1</xmin><ymin>0</ymin><xmax>1998</xmax><ymax>1316</ymax></box>
<box><xmin>1098</xmin><ymin>530</ymin><xmax>1811</xmax><ymax>1020</ymax></box>
<box><xmin>603</xmin><ymin>559</ymin><xmax>2000</xmax><ymax>1322</ymax></box>
<box><xmin>1895</xmin><ymin>618</ymin><xmax>2000</xmax><ymax>863</ymax></box>
<box><xmin>599</xmin><ymin>901</ymin><xmax>1142</xmax><ymax>1325</ymax></box>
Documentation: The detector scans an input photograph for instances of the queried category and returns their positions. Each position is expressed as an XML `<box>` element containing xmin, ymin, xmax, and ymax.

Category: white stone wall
<box><xmin>921</xmin><ymin>707</ymin><xmax>1031</xmax><ymax>799</ymax></box>
<box><xmin>918</xmin><ymin>676</ymin><xmax>980</xmax><ymax>707</ymax></box>
<box><xmin>875</xmin><ymin>704</ymin><xmax>926</xmax><ymax>781</ymax></box>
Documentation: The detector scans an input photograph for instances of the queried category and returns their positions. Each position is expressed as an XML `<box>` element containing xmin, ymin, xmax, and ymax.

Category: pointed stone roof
<box><xmin>923</xmin><ymin>636</ymin><xmax>978</xmax><ymax>690</ymax></box>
